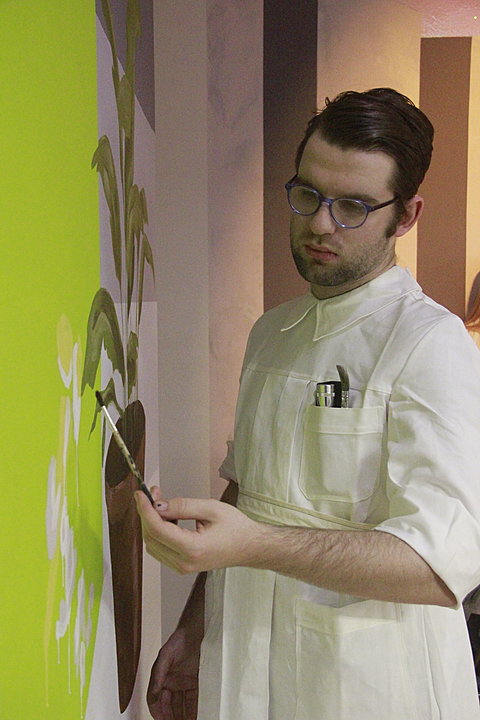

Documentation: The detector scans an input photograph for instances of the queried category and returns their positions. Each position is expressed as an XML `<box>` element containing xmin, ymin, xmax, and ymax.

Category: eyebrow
<box><xmin>295</xmin><ymin>176</ymin><xmax>381</xmax><ymax>206</ymax></box>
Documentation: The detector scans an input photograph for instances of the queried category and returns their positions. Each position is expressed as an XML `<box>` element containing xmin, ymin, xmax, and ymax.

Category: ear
<box><xmin>395</xmin><ymin>195</ymin><xmax>424</xmax><ymax>238</ymax></box>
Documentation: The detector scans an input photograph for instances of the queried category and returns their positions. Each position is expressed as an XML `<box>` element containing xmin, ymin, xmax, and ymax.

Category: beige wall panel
<box><xmin>207</xmin><ymin>0</ymin><xmax>264</xmax><ymax>500</ymax></box>
<box><xmin>154</xmin><ymin>0</ymin><xmax>211</xmax><ymax>639</ymax></box>
<box><xmin>467</xmin><ymin>36</ymin><xmax>480</xmax><ymax>310</ymax></box>
<box><xmin>317</xmin><ymin>0</ymin><xmax>422</xmax><ymax>275</ymax></box>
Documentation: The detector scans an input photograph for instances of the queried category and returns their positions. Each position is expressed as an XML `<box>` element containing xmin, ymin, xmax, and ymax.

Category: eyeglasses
<box><xmin>285</xmin><ymin>176</ymin><xmax>398</xmax><ymax>229</ymax></box>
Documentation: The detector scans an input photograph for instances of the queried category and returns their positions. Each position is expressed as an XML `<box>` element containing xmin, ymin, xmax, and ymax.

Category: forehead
<box><xmin>298</xmin><ymin>132</ymin><xmax>395</xmax><ymax>199</ymax></box>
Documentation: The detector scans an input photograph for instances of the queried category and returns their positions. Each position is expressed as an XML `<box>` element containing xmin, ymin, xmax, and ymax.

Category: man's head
<box><xmin>295</xmin><ymin>88</ymin><xmax>434</xmax><ymax>214</ymax></box>
<box><xmin>288</xmin><ymin>88</ymin><xmax>434</xmax><ymax>299</ymax></box>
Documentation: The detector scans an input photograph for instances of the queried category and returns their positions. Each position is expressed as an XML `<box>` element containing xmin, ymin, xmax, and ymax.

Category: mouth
<box><xmin>305</xmin><ymin>244</ymin><xmax>339</xmax><ymax>262</ymax></box>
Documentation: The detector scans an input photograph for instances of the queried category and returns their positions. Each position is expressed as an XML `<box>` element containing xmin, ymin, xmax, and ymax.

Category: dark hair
<box><xmin>466</xmin><ymin>295</ymin><xmax>480</xmax><ymax>333</ymax></box>
<box><xmin>295</xmin><ymin>88</ymin><xmax>434</xmax><ymax>205</ymax></box>
<box><xmin>466</xmin><ymin>273</ymin><xmax>480</xmax><ymax>332</ymax></box>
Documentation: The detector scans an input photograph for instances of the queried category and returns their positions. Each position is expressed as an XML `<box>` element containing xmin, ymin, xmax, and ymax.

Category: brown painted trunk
<box><xmin>104</xmin><ymin>400</ymin><xmax>145</xmax><ymax>713</ymax></box>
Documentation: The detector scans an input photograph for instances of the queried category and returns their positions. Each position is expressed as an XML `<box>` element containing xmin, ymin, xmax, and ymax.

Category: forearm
<box><xmin>138</xmin><ymin>488</ymin><xmax>456</xmax><ymax>608</ymax></box>
<box><xmin>245</xmin><ymin>523</ymin><xmax>456</xmax><ymax>607</ymax></box>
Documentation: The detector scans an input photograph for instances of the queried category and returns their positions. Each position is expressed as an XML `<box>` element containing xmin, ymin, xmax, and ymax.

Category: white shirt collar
<box><xmin>281</xmin><ymin>266</ymin><xmax>421</xmax><ymax>340</ymax></box>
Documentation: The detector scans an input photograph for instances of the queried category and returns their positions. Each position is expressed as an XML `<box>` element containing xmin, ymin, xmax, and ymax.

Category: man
<box><xmin>136</xmin><ymin>88</ymin><xmax>480</xmax><ymax>719</ymax></box>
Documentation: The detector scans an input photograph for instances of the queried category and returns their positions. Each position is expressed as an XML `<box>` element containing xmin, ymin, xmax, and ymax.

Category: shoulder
<box><xmin>393</xmin><ymin>286</ymin><xmax>467</xmax><ymax>344</ymax></box>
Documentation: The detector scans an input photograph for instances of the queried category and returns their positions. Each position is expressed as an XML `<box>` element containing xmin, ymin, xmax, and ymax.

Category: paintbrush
<box><xmin>336</xmin><ymin>365</ymin><xmax>350</xmax><ymax>408</ymax></box>
<box><xmin>95</xmin><ymin>391</ymin><xmax>155</xmax><ymax>506</ymax></box>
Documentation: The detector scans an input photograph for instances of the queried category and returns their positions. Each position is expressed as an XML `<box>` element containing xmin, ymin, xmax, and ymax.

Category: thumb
<box><xmin>159</xmin><ymin>497</ymin><xmax>221</xmax><ymax>522</ymax></box>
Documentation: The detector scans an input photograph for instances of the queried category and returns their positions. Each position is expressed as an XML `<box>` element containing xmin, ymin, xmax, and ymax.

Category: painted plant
<box><xmin>81</xmin><ymin>0</ymin><xmax>154</xmax><ymax>711</ymax></box>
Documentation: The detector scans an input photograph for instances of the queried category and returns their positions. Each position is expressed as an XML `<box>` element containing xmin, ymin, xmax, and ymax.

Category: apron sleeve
<box><xmin>375</xmin><ymin>315</ymin><xmax>480</xmax><ymax>607</ymax></box>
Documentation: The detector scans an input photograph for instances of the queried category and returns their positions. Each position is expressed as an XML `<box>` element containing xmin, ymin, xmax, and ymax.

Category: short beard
<box><xmin>290</xmin><ymin>232</ymin><xmax>394</xmax><ymax>288</ymax></box>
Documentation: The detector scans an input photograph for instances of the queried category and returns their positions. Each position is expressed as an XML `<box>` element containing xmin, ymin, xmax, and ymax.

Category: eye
<box><xmin>290</xmin><ymin>185</ymin><xmax>319</xmax><ymax>212</ymax></box>
<box><xmin>335</xmin><ymin>199</ymin><xmax>366</xmax><ymax>217</ymax></box>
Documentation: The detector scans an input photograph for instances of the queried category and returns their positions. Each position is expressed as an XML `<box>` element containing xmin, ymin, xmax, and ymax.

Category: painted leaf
<box><xmin>92</xmin><ymin>136</ymin><xmax>122</xmax><ymax>284</ymax></box>
<box><xmin>126</xmin><ymin>184</ymin><xmax>144</xmax><ymax>314</ymax></box>
<box><xmin>100</xmin><ymin>0</ymin><xmax>120</xmax><ymax>95</ymax></box>
<box><xmin>118</xmin><ymin>74</ymin><xmax>133</xmax><ymax>140</ymax></box>
<box><xmin>127</xmin><ymin>331</ymin><xmax>139</xmax><ymax>402</ymax></box>
<box><xmin>89</xmin><ymin>377</ymin><xmax>123</xmax><ymax>436</ymax></box>
<box><xmin>140</xmin><ymin>187</ymin><xmax>148</xmax><ymax>225</ymax></box>
<box><xmin>81</xmin><ymin>288</ymin><xmax>125</xmax><ymax>395</ymax></box>
<box><xmin>126</xmin><ymin>0</ymin><xmax>141</xmax><ymax>84</ymax></box>
<box><xmin>138</xmin><ymin>232</ymin><xmax>155</xmax><ymax>325</ymax></box>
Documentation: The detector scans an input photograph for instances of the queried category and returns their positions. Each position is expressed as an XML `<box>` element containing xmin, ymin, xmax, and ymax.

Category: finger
<box><xmin>136</xmin><ymin>498</ymin><xmax>201</xmax><ymax>556</ymax></box>
<box><xmin>147</xmin><ymin>658</ymin><xmax>167</xmax><ymax>712</ymax></box>
<box><xmin>146</xmin><ymin>684</ymin><xmax>168</xmax><ymax>720</ymax></box>
<box><xmin>164</xmin><ymin>672</ymin><xmax>199</xmax><ymax>692</ymax></box>
<box><xmin>159</xmin><ymin>689</ymin><xmax>175</xmax><ymax>720</ymax></box>
<box><xmin>184</xmin><ymin>688</ymin><xmax>199</xmax><ymax>720</ymax></box>
<box><xmin>150</xmin><ymin>485</ymin><xmax>162</xmax><ymax>501</ymax></box>
<box><xmin>171</xmin><ymin>690</ymin><xmax>184</xmax><ymax>720</ymax></box>
<box><xmin>158</xmin><ymin>497</ymin><xmax>223</xmax><ymax>523</ymax></box>
<box><xmin>135</xmin><ymin>489</ymin><xmax>168</xmax><ymax>517</ymax></box>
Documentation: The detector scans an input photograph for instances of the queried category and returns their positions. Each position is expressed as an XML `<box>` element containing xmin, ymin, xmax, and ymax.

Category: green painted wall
<box><xmin>0</xmin><ymin>1</ymin><xmax>102</xmax><ymax>717</ymax></box>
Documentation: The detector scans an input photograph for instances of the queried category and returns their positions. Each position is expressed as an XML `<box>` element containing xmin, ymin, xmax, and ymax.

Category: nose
<box><xmin>308</xmin><ymin>201</ymin><xmax>336</xmax><ymax>236</ymax></box>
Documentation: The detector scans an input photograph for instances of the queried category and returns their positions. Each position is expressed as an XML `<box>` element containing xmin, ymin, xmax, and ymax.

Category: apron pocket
<box><xmin>294</xmin><ymin>598</ymin><xmax>417</xmax><ymax>720</ymax></box>
<box><xmin>299</xmin><ymin>405</ymin><xmax>385</xmax><ymax>505</ymax></box>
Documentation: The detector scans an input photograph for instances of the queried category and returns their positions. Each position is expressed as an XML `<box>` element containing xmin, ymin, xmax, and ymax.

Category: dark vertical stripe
<box><xmin>418</xmin><ymin>37</ymin><xmax>470</xmax><ymax>317</ymax></box>
<box><xmin>97</xmin><ymin>0</ymin><xmax>155</xmax><ymax>131</ymax></box>
<box><xmin>263</xmin><ymin>0</ymin><xmax>318</xmax><ymax>310</ymax></box>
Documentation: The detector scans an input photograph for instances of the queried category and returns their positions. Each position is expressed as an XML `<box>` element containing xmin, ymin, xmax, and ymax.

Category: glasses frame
<box><xmin>285</xmin><ymin>175</ymin><xmax>398</xmax><ymax>229</ymax></box>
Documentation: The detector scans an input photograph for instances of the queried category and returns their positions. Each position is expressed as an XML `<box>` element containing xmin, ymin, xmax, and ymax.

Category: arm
<box><xmin>146</xmin><ymin>481</ymin><xmax>238</xmax><ymax>720</ymax></box>
<box><xmin>135</xmin><ymin>492</ymin><xmax>455</xmax><ymax>608</ymax></box>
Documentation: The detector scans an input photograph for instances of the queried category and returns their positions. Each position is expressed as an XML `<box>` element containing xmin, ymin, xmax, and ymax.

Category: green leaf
<box><xmin>89</xmin><ymin>377</ymin><xmax>123</xmax><ymax>436</ymax></box>
<box><xmin>100</xmin><ymin>0</ymin><xmax>120</xmax><ymax>95</ymax></box>
<box><xmin>92</xmin><ymin>137</ymin><xmax>122</xmax><ymax>284</ymax></box>
<box><xmin>127</xmin><ymin>331</ymin><xmax>139</xmax><ymax>402</ymax></box>
<box><xmin>140</xmin><ymin>187</ymin><xmax>148</xmax><ymax>225</ymax></box>
<box><xmin>118</xmin><ymin>74</ymin><xmax>133</xmax><ymax>139</ymax></box>
<box><xmin>81</xmin><ymin>288</ymin><xmax>126</xmax><ymax>395</ymax></box>
<box><xmin>126</xmin><ymin>184</ymin><xmax>145</xmax><ymax>314</ymax></box>
<box><xmin>126</xmin><ymin>0</ymin><xmax>141</xmax><ymax>84</ymax></box>
<box><xmin>138</xmin><ymin>232</ymin><xmax>155</xmax><ymax>325</ymax></box>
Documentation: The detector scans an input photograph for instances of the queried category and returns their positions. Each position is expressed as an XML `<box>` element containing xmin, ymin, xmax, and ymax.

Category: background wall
<box><xmin>315</xmin><ymin>0</ymin><xmax>421</xmax><ymax>276</ymax></box>
<box><xmin>155</xmin><ymin>0</ymin><xmax>480</xmax><ymax>646</ymax></box>
<box><xmin>263</xmin><ymin>0</ymin><xmax>318</xmax><ymax>310</ymax></box>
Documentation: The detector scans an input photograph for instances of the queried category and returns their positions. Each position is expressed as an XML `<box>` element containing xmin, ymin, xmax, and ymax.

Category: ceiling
<box><xmin>396</xmin><ymin>0</ymin><xmax>480</xmax><ymax>36</ymax></box>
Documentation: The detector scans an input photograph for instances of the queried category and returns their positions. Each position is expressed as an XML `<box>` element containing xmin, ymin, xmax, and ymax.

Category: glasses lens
<box><xmin>331</xmin><ymin>199</ymin><xmax>367</xmax><ymax>228</ymax></box>
<box><xmin>288</xmin><ymin>185</ymin><xmax>319</xmax><ymax>215</ymax></box>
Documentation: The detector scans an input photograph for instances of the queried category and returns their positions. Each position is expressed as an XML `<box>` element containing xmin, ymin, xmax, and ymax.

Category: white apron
<box><xmin>198</xmin><ymin>490</ymin><xmax>479</xmax><ymax>720</ymax></box>
<box><xmin>198</xmin><ymin>268</ymin><xmax>480</xmax><ymax>719</ymax></box>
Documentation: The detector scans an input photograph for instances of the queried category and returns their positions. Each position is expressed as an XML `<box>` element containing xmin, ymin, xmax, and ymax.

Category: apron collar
<box><xmin>280</xmin><ymin>266</ymin><xmax>421</xmax><ymax>341</ymax></box>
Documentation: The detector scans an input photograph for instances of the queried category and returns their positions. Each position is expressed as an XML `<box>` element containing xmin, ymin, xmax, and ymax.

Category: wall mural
<box><xmin>81</xmin><ymin>0</ymin><xmax>155</xmax><ymax>712</ymax></box>
<box><xmin>1</xmin><ymin>0</ymin><xmax>157</xmax><ymax>718</ymax></box>
<box><xmin>44</xmin><ymin>316</ymin><xmax>102</xmax><ymax>718</ymax></box>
